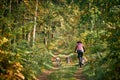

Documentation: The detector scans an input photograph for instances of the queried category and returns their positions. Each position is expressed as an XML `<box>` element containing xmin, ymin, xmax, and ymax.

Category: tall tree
<box><xmin>33</xmin><ymin>0</ymin><xmax>38</xmax><ymax>46</ymax></box>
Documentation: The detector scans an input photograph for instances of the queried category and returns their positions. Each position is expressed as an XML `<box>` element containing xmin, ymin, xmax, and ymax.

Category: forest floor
<box><xmin>38</xmin><ymin>63</ymin><xmax>86</xmax><ymax>80</ymax></box>
<box><xmin>38</xmin><ymin>68</ymin><xmax>58</xmax><ymax>80</ymax></box>
<box><xmin>74</xmin><ymin>68</ymin><xmax>86</xmax><ymax>80</ymax></box>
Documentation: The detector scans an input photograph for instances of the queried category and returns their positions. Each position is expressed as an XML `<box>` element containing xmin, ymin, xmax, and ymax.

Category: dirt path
<box><xmin>74</xmin><ymin>68</ymin><xmax>86</xmax><ymax>80</ymax></box>
<box><xmin>38</xmin><ymin>68</ymin><xmax>58</xmax><ymax>80</ymax></box>
<box><xmin>37</xmin><ymin>60</ymin><xmax>86</xmax><ymax>80</ymax></box>
<box><xmin>38</xmin><ymin>67</ymin><xmax>86</xmax><ymax>80</ymax></box>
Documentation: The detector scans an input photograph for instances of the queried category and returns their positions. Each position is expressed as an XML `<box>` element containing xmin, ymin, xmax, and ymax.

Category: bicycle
<box><xmin>74</xmin><ymin>51</ymin><xmax>83</xmax><ymax>68</ymax></box>
<box><xmin>78</xmin><ymin>55</ymin><xmax>83</xmax><ymax>68</ymax></box>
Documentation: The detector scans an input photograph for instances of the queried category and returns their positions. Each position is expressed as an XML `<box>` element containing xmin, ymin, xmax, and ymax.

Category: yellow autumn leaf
<box><xmin>0</xmin><ymin>50</ymin><xmax>4</xmax><ymax>54</ymax></box>
<box><xmin>14</xmin><ymin>72</ymin><xmax>25</xmax><ymax>80</ymax></box>
<box><xmin>3</xmin><ymin>37</ymin><xmax>8</xmax><ymax>43</ymax></box>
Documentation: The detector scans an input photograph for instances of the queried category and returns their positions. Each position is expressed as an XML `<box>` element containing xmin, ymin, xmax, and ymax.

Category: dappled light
<box><xmin>0</xmin><ymin>0</ymin><xmax>120</xmax><ymax>80</ymax></box>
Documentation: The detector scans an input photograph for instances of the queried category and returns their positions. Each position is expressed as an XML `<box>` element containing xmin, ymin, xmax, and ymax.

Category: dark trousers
<box><xmin>77</xmin><ymin>50</ymin><xmax>83</xmax><ymax>58</ymax></box>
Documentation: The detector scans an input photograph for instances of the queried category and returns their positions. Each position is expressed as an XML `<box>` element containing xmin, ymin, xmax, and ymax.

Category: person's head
<box><xmin>77</xmin><ymin>41</ymin><xmax>82</xmax><ymax>43</ymax></box>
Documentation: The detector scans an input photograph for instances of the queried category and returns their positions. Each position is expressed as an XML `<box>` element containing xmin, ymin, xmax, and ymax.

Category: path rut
<box><xmin>38</xmin><ymin>67</ymin><xmax>86</xmax><ymax>80</ymax></box>
<box><xmin>74</xmin><ymin>68</ymin><xmax>86</xmax><ymax>80</ymax></box>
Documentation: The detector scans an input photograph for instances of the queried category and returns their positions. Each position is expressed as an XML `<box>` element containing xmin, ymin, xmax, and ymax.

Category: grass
<box><xmin>48</xmin><ymin>64</ymin><xmax>78</xmax><ymax>80</ymax></box>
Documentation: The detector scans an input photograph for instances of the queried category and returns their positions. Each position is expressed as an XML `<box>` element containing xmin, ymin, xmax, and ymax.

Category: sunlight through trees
<box><xmin>0</xmin><ymin>0</ymin><xmax>119</xmax><ymax>80</ymax></box>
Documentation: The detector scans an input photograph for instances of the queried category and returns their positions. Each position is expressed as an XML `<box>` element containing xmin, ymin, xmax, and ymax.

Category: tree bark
<box><xmin>9</xmin><ymin>0</ymin><xmax>12</xmax><ymax>13</ymax></box>
<box><xmin>33</xmin><ymin>0</ymin><xmax>38</xmax><ymax>46</ymax></box>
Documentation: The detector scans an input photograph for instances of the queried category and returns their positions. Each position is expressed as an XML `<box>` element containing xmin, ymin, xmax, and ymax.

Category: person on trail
<box><xmin>74</xmin><ymin>41</ymin><xmax>85</xmax><ymax>66</ymax></box>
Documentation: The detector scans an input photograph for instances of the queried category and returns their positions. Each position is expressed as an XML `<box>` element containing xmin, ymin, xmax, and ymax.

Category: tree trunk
<box><xmin>33</xmin><ymin>0</ymin><xmax>38</xmax><ymax>46</ymax></box>
<box><xmin>44</xmin><ymin>37</ymin><xmax>47</xmax><ymax>46</ymax></box>
<box><xmin>9</xmin><ymin>0</ymin><xmax>12</xmax><ymax>13</ymax></box>
<box><xmin>27</xmin><ymin>32</ymin><xmax>31</xmax><ymax>42</ymax></box>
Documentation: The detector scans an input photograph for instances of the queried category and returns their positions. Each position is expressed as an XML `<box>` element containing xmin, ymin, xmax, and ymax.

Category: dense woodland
<box><xmin>0</xmin><ymin>0</ymin><xmax>120</xmax><ymax>80</ymax></box>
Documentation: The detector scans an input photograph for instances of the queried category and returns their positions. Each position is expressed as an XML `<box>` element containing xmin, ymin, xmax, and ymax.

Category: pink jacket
<box><xmin>76</xmin><ymin>43</ymin><xmax>84</xmax><ymax>52</ymax></box>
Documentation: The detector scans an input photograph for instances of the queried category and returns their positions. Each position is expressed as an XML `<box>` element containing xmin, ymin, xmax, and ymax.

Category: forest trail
<box><xmin>38</xmin><ymin>53</ymin><xmax>87</xmax><ymax>80</ymax></box>
<box><xmin>74</xmin><ymin>68</ymin><xmax>86</xmax><ymax>80</ymax></box>
<box><xmin>38</xmin><ymin>66</ymin><xmax>86</xmax><ymax>80</ymax></box>
<box><xmin>38</xmin><ymin>68</ymin><xmax>58</xmax><ymax>80</ymax></box>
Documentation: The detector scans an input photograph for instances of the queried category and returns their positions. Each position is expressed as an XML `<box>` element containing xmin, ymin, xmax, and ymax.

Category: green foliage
<box><xmin>0</xmin><ymin>0</ymin><xmax>120</xmax><ymax>80</ymax></box>
<box><xmin>14</xmin><ymin>41</ymin><xmax>52</xmax><ymax>80</ymax></box>
<box><xmin>83</xmin><ymin>15</ymin><xmax>120</xmax><ymax>80</ymax></box>
<box><xmin>0</xmin><ymin>42</ymin><xmax>24</xmax><ymax>80</ymax></box>
<box><xmin>104</xmin><ymin>25</ymin><xmax>120</xmax><ymax>80</ymax></box>
<box><xmin>81</xmin><ymin>0</ymin><xmax>120</xmax><ymax>79</ymax></box>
